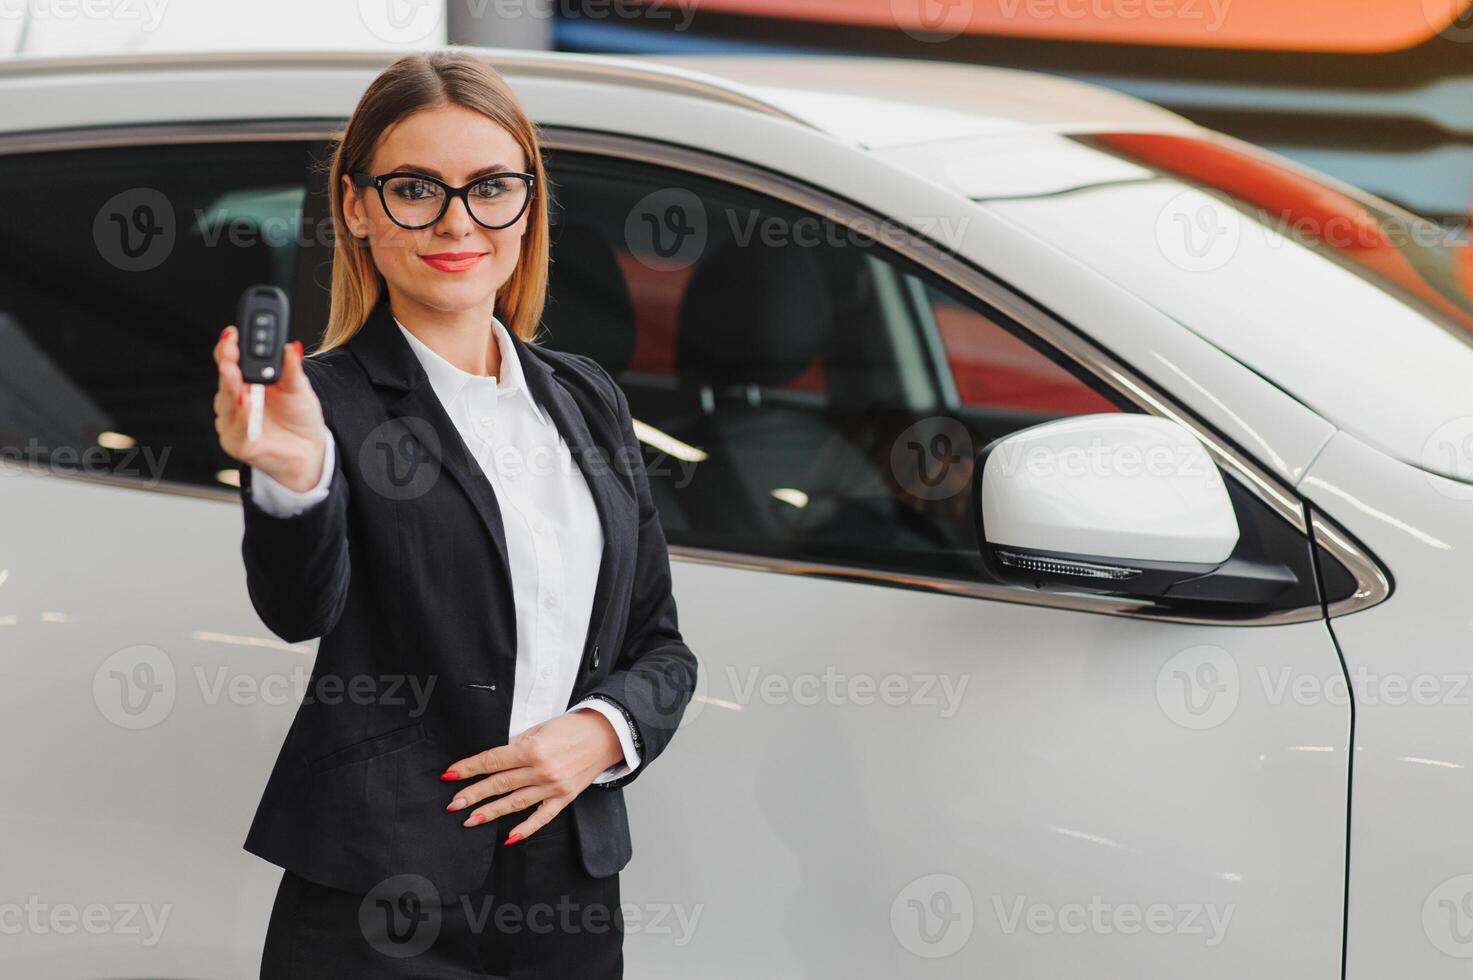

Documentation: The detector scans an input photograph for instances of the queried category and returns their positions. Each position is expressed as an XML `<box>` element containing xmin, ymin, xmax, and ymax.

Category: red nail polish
<box><xmin>236</xmin><ymin>390</ymin><xmax>245</xmax><ymax>406</ymax></box>
<box><xmin>503</xmin><ymin>834</ymin><xmax>523</xmax><ymax>846</ymax></box>
<box><xmin>291</xmin><ymin>340</ymin><xmax>304</xmax><ymax>356</ymax></box>
<box><xmin>466</xmin><ymin>814</ymin><xmax>486</xmax><ymax>827</ymax></box>
<box><xmin>439</xmin><ymin>770</ymin><xmax>459</xmax><ymax>781</ymax></box>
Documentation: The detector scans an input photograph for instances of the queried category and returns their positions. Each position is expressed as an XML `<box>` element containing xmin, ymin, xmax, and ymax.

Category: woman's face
<box><xmin>342</xmin><ymin>103</ymin><xmax>531</xmax><ymax>317</ymax></box>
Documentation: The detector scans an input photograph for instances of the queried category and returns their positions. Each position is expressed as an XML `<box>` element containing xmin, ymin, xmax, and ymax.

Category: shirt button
<box><xmin>532</xmin><ymin>518</ymin><xmax>546</xmax><ymax>535</ymax></box>
<box><xmin>478</xmin><ymin>414</ymin><xmax>493</xmax><ymax>425</ymax></box>
<box><xmin>538</xmin><ymin>665</ymin><xmax>554</xmax><ymax>680</ymax></box>
<box><xmin>543</xmin><ymin>593</ymin><xmax>559</xmax><ymax>610</ymax></box>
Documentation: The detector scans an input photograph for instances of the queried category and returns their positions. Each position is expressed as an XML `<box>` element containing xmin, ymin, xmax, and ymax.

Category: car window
<box><xmin>542</xmin><ymin>151</ymin><xmax>1130</xmax><ymax>579</ymax></box>
<box><xmin>929</xmin><ymin>287</ymin><xmax>1120</xmax><ymax>417</ymax></box>
<box><xmin>0</xmin><ymin>140</ymin><xmax>313</xmax><ymax>491</ymax></box>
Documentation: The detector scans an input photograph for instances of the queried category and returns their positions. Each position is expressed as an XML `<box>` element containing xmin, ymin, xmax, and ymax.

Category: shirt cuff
<box><xmin>247</xmin><ymin>427</ymin><xmax>335</xmax><ymax>517</ymax></box>
<box><xmin>572</xmin><ymin>697</ymin><xmax>642</xmax><ymax>784</ymax></box>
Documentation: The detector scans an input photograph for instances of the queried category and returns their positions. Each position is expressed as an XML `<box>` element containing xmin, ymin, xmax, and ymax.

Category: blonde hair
<box><xmin>314</xmin><ymin>49</ymin><xmax>550</xmax><ymax>351</ymax></box>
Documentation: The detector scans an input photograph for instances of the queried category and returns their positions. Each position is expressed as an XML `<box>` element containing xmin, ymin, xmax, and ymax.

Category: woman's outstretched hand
<box><xmin>441</xmin><ymin>710</ymin><xmax>624</xmax><ymax>844</ymax></box>
<box><xmin>213</xmin><ymin>325</ymin><xmax>327</xmax><ymax>492</ymax></box>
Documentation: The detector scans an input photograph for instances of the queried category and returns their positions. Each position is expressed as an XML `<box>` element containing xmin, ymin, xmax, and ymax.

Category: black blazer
<box><xmin>237</xmin><ymin>294</ymin><xmax>698</xmax><ymax>898</ymax></box>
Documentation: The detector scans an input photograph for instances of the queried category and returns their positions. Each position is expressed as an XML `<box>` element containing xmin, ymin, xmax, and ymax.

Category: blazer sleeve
<box><xmin>237</xmin><ymin>355</ymin><xmax>352</xmax><ymax>644</ymax></box>
<box><xmin>577</xmin><ymin>362</ymin><xmax>699</xmax><ymax>791</ymax></box>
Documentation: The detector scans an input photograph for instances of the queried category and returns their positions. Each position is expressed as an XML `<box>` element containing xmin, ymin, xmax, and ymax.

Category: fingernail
<box><xmin>439</xmin><ymin>770</ymin><xmax>459</xmax><ymax>781</ymax></box>
<box><xmin>291</xmin><ymin>340</ymin><xmax>304</xmax><ymax>357</ymax></box>
<box><xmin>503</xmin><ymin>834</ymin><xmax>523</xmax><ymax>846</ymax></box>
<box><xmin>465</xmin><ymin>813</ymin><xmax>486</xmax><ymax>827</ymax></box>
<box><xmin>446</xmin><ymin>798</ymin><xmax>467</xmax><ymax>812</ymax></box>
<box><xmin>220</xmin><ymin>326</ymin><xmax>229</xmax><ymax>339</ymax></box>
<box><xmin>236</xmin><ymin>390</ymin><xmax>245</xmax><ymax>406</ymax></box>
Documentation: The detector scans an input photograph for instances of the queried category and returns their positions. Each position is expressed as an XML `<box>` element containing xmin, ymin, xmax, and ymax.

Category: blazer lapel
<box><xmin>346</xmin><ymin>297</ymin><xmax>515</xmax><ymax>618</ymax></box>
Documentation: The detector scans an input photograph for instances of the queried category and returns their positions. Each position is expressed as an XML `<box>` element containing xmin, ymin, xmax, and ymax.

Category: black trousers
<box><xmin>258</xmin><ymin>801</ymin><xmax>623</xmax><ymax>979</ymax></box>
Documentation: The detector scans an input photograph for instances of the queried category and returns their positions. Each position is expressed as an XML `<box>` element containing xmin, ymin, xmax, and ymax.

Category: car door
<box><xmin>541</xmin><ymin>139</ymin><xmax>1353</xmax><ymax>980</ymax></box>
<box><xmin>0</xmin><ymin>131</ymin><xmax>329</xmax><ymax>975</ymax></box>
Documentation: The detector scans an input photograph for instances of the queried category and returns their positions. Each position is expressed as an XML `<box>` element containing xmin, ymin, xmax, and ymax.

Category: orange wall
<box><xmin>679</xmin><ymin>0</ymin><xmax>1473</xmax><ymax>53</ymax></box>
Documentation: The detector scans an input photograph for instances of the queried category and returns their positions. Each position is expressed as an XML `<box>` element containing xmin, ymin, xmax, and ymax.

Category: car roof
<box><xmin>629</xmin><ymin>52</ymin><xmax>1198</xmax><ymax>147</ymax></box>
<box><xmin>0</xmin><ymin>47</ymin><xmax>1196</xmax><ymax>149</ymax></box>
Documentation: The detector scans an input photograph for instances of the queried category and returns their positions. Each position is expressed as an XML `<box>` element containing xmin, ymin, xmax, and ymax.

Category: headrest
<box><xmin>676</xmin><ymin>237</ymin><xmax>833</xmax><ymax>389</ymax></box>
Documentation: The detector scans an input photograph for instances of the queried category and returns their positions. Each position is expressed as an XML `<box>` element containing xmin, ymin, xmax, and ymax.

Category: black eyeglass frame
<box><xmin>349</xmin><ymin>169</ymin><xmax>537</xmax><ymax>230</ymax></box>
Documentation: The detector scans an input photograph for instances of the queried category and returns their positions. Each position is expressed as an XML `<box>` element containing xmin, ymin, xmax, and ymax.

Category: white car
<box><xmin>1</xmin><ymin>48</ymin><xmax>1469</xmax><ymax>980</ymax></box>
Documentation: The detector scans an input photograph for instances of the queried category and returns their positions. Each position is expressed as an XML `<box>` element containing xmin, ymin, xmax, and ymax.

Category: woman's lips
<box><xmin>420</xmin><ymin>252</ymin><xmax>487</xmax><ymax>273</ymax></box>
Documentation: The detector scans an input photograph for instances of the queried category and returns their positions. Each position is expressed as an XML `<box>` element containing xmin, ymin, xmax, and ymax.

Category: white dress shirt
<box><xmin>247</xmin><ymin>314</ymin><xmax>639</xmax><ymax>784</ymax></box>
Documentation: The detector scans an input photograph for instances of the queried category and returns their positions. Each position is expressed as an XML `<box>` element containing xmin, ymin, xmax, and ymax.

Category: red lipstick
<box><xmin>420</xmin><ymin>251</ymin><xmax>487</xmax><ymax>273</ymax></box>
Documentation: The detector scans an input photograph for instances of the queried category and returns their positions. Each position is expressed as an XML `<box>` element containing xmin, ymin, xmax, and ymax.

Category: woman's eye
<box><xmin>392</xmin><ymin>180</ymin><xmax>434</xmax><ymax>200</ymax></box>
<box><xmin>473</xmin><ymin>178</ymin><xmax>511</xmax><ymax>199</ymax></box>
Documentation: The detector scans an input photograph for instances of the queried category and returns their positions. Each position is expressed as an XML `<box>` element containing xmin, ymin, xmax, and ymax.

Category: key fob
<box><xmin>236</xmin><ymin>285</ymin><xmax>291</xmax><ymax>384</ymax></box>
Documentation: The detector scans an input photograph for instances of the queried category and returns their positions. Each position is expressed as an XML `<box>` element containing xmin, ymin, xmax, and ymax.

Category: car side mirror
<box><xmin>974</xmin><ymin>414</ymin><xmax>1296</xmax><ymax>607</ymax></box>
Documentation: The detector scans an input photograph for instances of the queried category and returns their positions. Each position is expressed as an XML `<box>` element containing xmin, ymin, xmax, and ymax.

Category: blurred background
<box><xmin>6</xmin><ymin>0</ymin><xmax>1473</xmax><ymax>233</ymax></box>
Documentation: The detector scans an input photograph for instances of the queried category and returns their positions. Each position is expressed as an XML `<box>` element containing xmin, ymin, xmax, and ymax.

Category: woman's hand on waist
<box><xmin>438</xmin><ymin>710</ymin><xmax>624</xmax><ymax>845</ymax></box>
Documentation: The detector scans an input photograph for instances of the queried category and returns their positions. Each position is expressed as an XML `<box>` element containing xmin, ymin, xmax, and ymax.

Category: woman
<box><xmin>211</xmin><ymin>51</ymin><xmax>698</xmax><ymax>978</ymax></box>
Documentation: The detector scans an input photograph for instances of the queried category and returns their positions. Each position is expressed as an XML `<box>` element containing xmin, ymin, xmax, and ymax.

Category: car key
<box><xmin>235</xmin><ymin>285</ymin><xmax>290</xmax><ymax>443</ymax></box>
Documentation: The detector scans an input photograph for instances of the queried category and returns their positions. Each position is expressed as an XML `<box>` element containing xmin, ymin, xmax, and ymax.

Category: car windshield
<box><xmin>980</xmin><ymin>131</ymin><xmax>1473</xmax><ymax>484</ymax></box>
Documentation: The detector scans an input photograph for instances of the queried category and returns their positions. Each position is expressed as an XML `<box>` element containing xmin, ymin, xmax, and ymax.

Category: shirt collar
<box><xmin>393</xmin><ymin>313</ymin><xmax>548</xmax><ymax>426</ymax></box>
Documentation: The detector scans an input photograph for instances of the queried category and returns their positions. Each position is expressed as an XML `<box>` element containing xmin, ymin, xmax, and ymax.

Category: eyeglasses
<box><xmin>349</xmin><ymin>169</ymin><xmax>536</xmax><ymax>230</ymax></box>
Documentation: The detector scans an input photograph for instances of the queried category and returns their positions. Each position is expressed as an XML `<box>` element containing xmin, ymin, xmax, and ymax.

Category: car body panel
<box><xmin>620</xmin><ymin>558</ymin><xmax>1348</xmax><ymax>978</ymax></box>
<box><xmin>1298</xmin><ymin>429</ymin><xmax>1473</xmax><ymax>979</ymax></box>
<box><xmin>0</xmin><ymin>471</ymin><xmax>293</xmax><ymax>976</ymax></box>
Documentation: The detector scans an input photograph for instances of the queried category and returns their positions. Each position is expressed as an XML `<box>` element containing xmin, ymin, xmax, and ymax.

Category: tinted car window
<box><xmin>0</xmin><ymin>141</ymin><xmax>313</xmax><ymax>490</ymax></box>
<box><xmin>542</xmin><ymin>151</ymin><xmax>1130</xmax><ymax>579</ymax></box>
